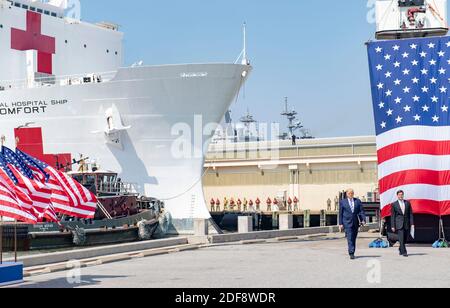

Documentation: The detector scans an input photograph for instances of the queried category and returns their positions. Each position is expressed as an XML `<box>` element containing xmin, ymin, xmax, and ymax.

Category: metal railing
<box><xmin>96</xmin><ymin>181</ymin><xmax>139</xmax><ymax>195</ymax></box>
<box><xmin>0</xmin><ymin>71</ymin><xmax>118</xmax><ymax>91</ymax></box>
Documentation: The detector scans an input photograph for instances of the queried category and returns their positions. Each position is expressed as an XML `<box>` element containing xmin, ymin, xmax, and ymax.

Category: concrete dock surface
<box><xmin>13</xmin><ymin>233</ymin><xmax>450</xmax><ymax>288</ymax></box>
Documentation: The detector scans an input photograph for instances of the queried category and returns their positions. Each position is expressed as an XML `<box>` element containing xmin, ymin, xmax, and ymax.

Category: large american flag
<box><xmin>368</xmin><ymin>36</ymin><xmax>450</xmax><ymax>217</ymax></box>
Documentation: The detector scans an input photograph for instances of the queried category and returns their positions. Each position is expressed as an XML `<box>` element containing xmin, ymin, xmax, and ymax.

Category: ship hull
<box><xmin>0</xmin><ymin>63</ymin><xmax>251</xmax><ymax>233</ymax></box>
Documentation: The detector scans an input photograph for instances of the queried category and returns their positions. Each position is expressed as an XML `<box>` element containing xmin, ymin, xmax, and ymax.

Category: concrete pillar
<box><xmin>304</xmin><ymin>210</ymin><xmax>311</xmax><ymax>228</ymax></box>
<box><xmin>279</xmin><ymin>214</ymin><xmax>294</xmax><ymax>230</ymax></box>
<box><xmin>194</xmin><ymin>219</ymin><xmax>209</xmax><ymax>236</ymax></box>
<box><xmin>320</xmin><ymin>210</ymin><xmax>327</xmax><ymax>227</ymax></box>
<box><xmin>238</xmin><ymin>216</ymin><xmax>253</xmax><ymax>233</ymax></box>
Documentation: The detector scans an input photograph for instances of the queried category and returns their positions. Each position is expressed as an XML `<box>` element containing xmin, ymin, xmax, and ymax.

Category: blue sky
<box><xmin>81</xmin><ymin>1</ymin><xmax>448</xmax><ymax>138</ymax></box>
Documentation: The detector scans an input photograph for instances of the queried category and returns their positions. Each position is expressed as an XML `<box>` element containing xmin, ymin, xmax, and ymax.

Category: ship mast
<box><xmin>236</xmin><ymin>22</ymin><xmax>250</xmax><ymax>65</ymax></box>
<box><xmin>280</xmin><ymin>97</ymin><xmax>300</xmax><ymax>138</ymax></box>
<box><xmin>239</xmin><ymin>109</ymin><xmax>257</xmax><ymax>142</ymax></box>
<box><xmin>242</xmin><ymin>23</ymin><xmax>249</xmax><ymax>65</ymax></box>
<box><xmin>279</xmin><ymin>97</ymin><xmax>313</xmax><ymax>140</ymax></box>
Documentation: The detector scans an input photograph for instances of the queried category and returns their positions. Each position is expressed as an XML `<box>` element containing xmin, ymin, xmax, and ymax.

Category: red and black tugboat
<box><xmin>18</xmin><ymin>162</ymin><xmax>169</xmax><ymax>251</ymax></box>
<box><xmin>0</xmin><ymin>127</ymin><xmax>169</xmax><ymax>251</ymax></box>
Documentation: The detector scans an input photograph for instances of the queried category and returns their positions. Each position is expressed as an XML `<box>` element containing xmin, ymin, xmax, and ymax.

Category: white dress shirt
<box><xmin>348</xmin><ymin>198</ymin><xmax>355</xmax><ymax>213</ymax></box>
<box><xmin>398</xmin><ymin>199</ymin><xmax>405</xmax><ymax>214</ymax></box>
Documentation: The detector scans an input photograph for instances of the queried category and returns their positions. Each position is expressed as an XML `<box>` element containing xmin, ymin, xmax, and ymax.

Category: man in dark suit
<box><xmin>391</xmin><ymin>190</ymin><xmax>414</xmax><ymax>257</ymax></box>
<box><xmin>339</xmin><ymin>189</ymin><xmax>366</xmax><ymax>260</ymax></box>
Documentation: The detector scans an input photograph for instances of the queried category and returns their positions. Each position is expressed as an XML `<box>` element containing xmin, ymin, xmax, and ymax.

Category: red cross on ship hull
<box><xmin>11</xmin><ymin>11</ymin><xmax>56</xmax><ymax>75</ymax></box>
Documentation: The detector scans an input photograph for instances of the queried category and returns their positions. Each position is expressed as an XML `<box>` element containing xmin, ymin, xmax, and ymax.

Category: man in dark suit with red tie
<box><xmin>339</xmin><ymin>189</ymin><xmax>366</xmax><ymax>260</ymax></box>
<box><xmin>391</xmin><ymin>190</ymin><xmax>415</xmax><ymax>257</ymax></box>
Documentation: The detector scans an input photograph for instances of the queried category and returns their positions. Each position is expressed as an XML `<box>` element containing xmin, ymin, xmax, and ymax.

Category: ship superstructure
<box><xmin>375</xmin><ymin>0</ymin><xmax>448</xmax><ymax>39</ymax></box>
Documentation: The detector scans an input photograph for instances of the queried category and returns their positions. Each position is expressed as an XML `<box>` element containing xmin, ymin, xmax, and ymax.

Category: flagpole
<box><xmin>14</xmin><ymin>219</ymin><xmax>17</xmax><ymax>263</ymax></box>
<box><xmin>14</xmin><ymin>137</ymin><xmax>18</xmax><ymax>262</ymax></box>
<box><xmin>0</xmin><ymin>216</ymin><xmax>3</xmax><ymax>265</ymax></box>
<box><xmin>0</xmin><ymin>135</ymin><xmax>4</xmax><ymax>265</ymax></box>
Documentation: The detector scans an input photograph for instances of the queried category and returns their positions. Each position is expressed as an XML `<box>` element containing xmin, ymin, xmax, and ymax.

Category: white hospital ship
<box><xmin>0</xmin><ymin>0</ymin><xmax>251</xmax><ymax>232</ymax></box>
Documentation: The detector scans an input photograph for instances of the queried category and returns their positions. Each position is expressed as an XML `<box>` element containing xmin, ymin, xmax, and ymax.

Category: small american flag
<box><xmin>2</xmin><ymin>146</ymin><xmax>56</xmax><ymax>222</ymax></box>
<box><xmin>0</xmin><ymin>182</ymin><xmax>37</xmax><ymax>224</ymax></box>
<box><xmin>17</xmin><ymin>149</ymin><xmax>97</xmax><ymax>219</ymax></box>
<box><xmin>368</xmin><ymin>36</ymin><xmax>450</xmax><ymax>217</ymax></box>
<box><xmin>0</xmin><ymin>155</ymin><xmax>36</xmax><ymax>223</ymax></box>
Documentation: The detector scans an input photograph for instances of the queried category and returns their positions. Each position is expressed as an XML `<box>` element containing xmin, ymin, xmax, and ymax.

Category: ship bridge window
<box><xmin>14</xmin><ymin>2</ymin><xmax>20</xmax><ymax>7</ymax></box>
<box><xmin>72</xmin><ymin>175</ymin><xmax>83</xmax><ymax>183</ymax></box>
<box><xmin>101</xmin><ymin>175</ymin><xmax>117</xmax><ymax>185</ymax></box>
<box><xmin>51</xmin><ymin>12</ymin><xmax>57</xmax><ymax>17</ymax></box>
<box><xmin>44</xmin><ymin>10</ymin><xmax>50</xmax><ymax>15</ymax></box>
<box><xmin>22</xmin><ymin>4</ymin><xmax>28</xmax><ymax>9</ymax></box>
<box><xmin>85</xmin><ymin>175</ymin><xmax>96</xmax><ymax>186</ymax></box>
<box><xmin>30</xmin><ymin>6</ymin><xmax>36</xmax><ymax>11</ymax></box>
<box><xmin>398</xmin><ymin>0</ymin><xmax>425</xmax><ymax>7</ymax></box>
<box><xmin>37</xmin><ymin>8</ymin><xmax>43</xmax><ymax>13</ymax></box>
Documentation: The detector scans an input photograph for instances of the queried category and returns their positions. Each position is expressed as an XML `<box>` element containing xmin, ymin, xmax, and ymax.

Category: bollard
<box><xmin>194</xmin><ymin>219</ymin><xmax>209</xmax><ymax>236</ymax></box>
<box><xmin>238</xmin><ymin>216</ymin><xmax>253</xmax><ymax>233</ymax></box>
<box><xmin>279</xmin><ymin>214</ymin><xmax>294</xmax><ymax>230</ymax></box>
<box><xmin>320</xmin><ymin>210</ymin><xmax>327</xmax><ymax>227</ymax></box>
<box><xmin>303</xmin><ymin>210</ymin><xmax>311</xmax><ymax>228</ymax></box>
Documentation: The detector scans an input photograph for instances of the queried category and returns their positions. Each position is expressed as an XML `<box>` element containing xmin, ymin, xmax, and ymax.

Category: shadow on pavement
<box><xmin>406</xmin><ymin>253</ymin><xmax>428</xmax><ymax>257</ymax></box>
<box><xmin>18</xmin><ymin>275</ymin><xmax>127</xmax><ymax>288</ymax></box>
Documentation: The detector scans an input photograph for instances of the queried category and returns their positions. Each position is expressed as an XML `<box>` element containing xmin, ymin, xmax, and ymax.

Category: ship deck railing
<box><xmin>96</xmin><ymin>181</ymin><xmax>139</xmax><ymax>196</ymax></box>
<box><xmin>0</xmin><ymin>70</ymin><xmax>118</xmax><ymax>91</ymax></box>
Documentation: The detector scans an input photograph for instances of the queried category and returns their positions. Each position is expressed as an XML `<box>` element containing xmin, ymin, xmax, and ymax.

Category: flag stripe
<box><xmin>51</xmin><ymin>204</ymin><xmax>96</xmax><ymax>217</ymax></box>
<box><xmin>380</xmin><ymin>200</ymin><xmax>450</xmax><ymax>217</ymax></box>
<box><xmin>378</xmin><ymin>140</ymin><xmax>450</xmax><ymax>164</ymax></box>
<box><xmin>376</xmin><ymin>126</ymin><xmax>450</xmax><ymax>150</ymax></box>
<box><xmin>381</xmin><ymin>183</ymin><xmax>450</xmax><ymax>207</ymax></box>
<box><xmin>380</xmin><ymin>170</ymin><xmax>450</xmax><ymax>194</ymax></box>
<box><xmin>0</xmin><ymin>205</ymin><xmax>36</xmax><ymax>224</ymax></box>
<box><xmin>378</xmin><ymin>154</ymin><xmax>450</xmax><ymax>178</ymax></box>
<box><xmin>0</xmin><ymin>184</ymin><xmax>37</xmax><ymax>224</ymax></box>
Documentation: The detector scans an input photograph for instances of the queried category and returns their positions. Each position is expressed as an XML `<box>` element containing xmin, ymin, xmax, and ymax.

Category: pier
<box><xmin>13</xmin><ymin>232</ymin><xmax>450</xmax><ymax>288</ymax></box>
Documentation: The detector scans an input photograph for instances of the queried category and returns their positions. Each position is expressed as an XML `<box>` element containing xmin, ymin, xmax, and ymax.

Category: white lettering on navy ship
<box><xmin>180</xmin><ymin>72</ymin><xmax>208</xmax><ymax>78</ymax></box>
<box><xmin>0</xmin><ymin>99</ymin><xmax>69</xmax><ymax>116</ymax></box>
